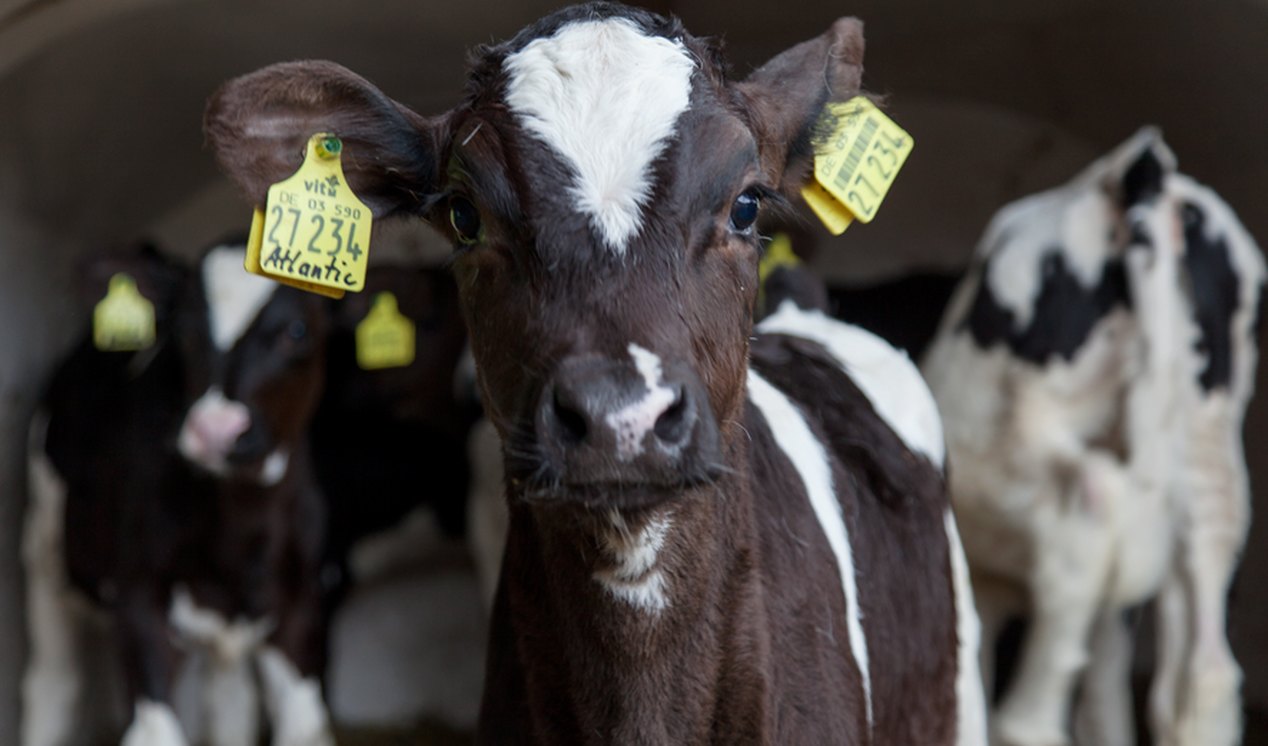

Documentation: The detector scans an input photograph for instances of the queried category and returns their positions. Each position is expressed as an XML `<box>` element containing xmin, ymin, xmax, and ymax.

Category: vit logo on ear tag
<box><xmin>93</xmin><ymin>273</ymin><xmax>156</xmax><ymax>351</ymax></box>
<box><xmin>356</xmin><ymin>292</ymin><xmax>415</xmax><ymax>370</ymax></box>
<box><xmin>249</xmin><ymin>133</ymin><xmax>373</xmax><ymax>297</ymax></box>
<box><xmin>802</xmin><ymin>97</ymin><xmax>913</xmax><ymax>235</ymax></box>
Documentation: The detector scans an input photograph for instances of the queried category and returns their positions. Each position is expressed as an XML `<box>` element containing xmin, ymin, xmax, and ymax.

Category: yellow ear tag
<box><xmin>758</xmin><ymin>232</ymin><xmax>800</xmax><ymax>285</ymax></box>
<box><xmin>800</xmin><ymin>97</ymin><xmax>913</xmax><ymax>235</ymax></box>
<box><xmin>245</xmin><ymin>133</ymin><xmax>374</xmax><ymax>298</ymax></box>
<box><xmin>93</xmin><ymin>273</ymin><xmax>156</xmax><ymax>351</ymax></box>
<box><xmin>356</xmin><ymin>292</ymin><xmax>416</xmax><ymax>370</ymax></box>
<box><xmin>757</xmin><ymin>232</ymin><xmax>800</xmax><ymax>313</ymax></box>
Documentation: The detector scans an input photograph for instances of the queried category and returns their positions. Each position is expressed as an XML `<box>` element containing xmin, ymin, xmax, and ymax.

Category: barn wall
<box><xmin>0</xmin><ymin>0</ymin><xmax>1266</xmax><ymax>742</ymax></box>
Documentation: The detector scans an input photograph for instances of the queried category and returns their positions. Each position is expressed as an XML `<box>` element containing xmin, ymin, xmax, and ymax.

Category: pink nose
<box><xmin>179</xmin><ymin>389</ymin><xmax>251</xmax><ymax>465</ymax></box>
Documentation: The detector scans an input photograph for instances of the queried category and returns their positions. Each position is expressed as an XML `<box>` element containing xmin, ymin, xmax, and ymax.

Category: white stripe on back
<box><xmin>502</xmin><ymin>18</ymin><xmax>694</xmax><ymax>253</ymax></box>
<box><xmin>747</xmin><ymin>369</ymin><xmax>873</xmax><ymax>730</ymax></box>
<box><xmin>202</xmin><ymin>245</ymin><xmax>277</xmax><ymax>352</ymax></box>
<box><xmin>758</xmin><ymin>300</ymin><xmax>946</xmax><ymax>469</ymax></box>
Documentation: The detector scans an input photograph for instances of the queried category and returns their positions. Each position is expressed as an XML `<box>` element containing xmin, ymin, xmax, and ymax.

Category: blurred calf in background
<box><xmin>922</xmin><ymin>128</ymin><xmax>1264</xmax><ymax>746</ymax></box>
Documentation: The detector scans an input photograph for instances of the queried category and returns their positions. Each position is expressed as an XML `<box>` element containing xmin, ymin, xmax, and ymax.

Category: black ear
<box><xmin>1100</xmin><ymin>126</ymin><xmax>1177</xmax><ymax>208</ymax></box>
<box><xmin>734</xmin><ymin>18</ymin><xmax>866</xmax><ymax>197</ymax></box>
<box><xmin>204</xmin><ymin>61</ymin><xmax>451</xmax><ymax>218</ymax></box>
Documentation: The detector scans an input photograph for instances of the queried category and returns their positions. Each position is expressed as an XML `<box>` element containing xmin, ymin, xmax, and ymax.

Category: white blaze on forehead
<box><xmin>202</xmin><ymin>245</ymin><xmax>277</xmax><ymax>351</ymax></box>
<box><xmin>605</xmin><ymin>343</ymin><xmax>678</xmax><ymax>461</ymax></box>
<box><xmin>747</xmin><ymin>369</ymin><xmax>873</xmax><ymax>730</ymax></box>
<box><xmin>758</xmin><ymin>302</ymin><xmax>946</xmax><ymax>469</ymax></box>
<box><xmin>503</xmin><ymin>18</ymin><xmax>695</xmax><ymax>253</ymax></box>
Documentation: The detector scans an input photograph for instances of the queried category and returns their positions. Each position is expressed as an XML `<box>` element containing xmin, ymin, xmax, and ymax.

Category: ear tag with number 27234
<box><xmin>801</xmin><ymin>97</ymin><xmax>913</xmax><ymax>235</ymax></box>
<box><xmin>93</xmin><ymin>273</ymin><xmax>156</xmax><ymax>352</ymax></box>
<box><xmin>245</xmin><ymin>133</ymin><xmax>373</xmax><ymax>299</ymax></box>
<box><xmin>356</xmin><ymin>292</ymin><xmax>416</xmax><ymax>370</ymax></box>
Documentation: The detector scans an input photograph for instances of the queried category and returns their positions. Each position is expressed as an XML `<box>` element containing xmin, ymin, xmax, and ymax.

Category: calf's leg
<box><xmin>993</xmin><ymin>463</ymin><xmax>1117</xmax><ymax>746</ymax></box>
<box><xmin>117</xmin><ymin>587</ymin><xmax>189</xmax><ymax>746</ymax></box>
<box><xmin>1167</xmin><ymin>424</ymin><xmax>1247</xmax><ymax>746</ymax></box>
<box><xmin>21</xmin><ymin>448</ymin><xmax>84</xmax><ymax>746</ymax></box>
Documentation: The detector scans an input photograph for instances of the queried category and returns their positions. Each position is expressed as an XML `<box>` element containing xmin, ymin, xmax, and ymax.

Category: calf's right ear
<box><xmin>204</xmin><ymin>61</ymin><xmax>449</xmax><ymax>218</ymax></box>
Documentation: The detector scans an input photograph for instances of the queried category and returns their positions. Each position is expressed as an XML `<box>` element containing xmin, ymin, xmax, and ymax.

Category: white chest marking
<box><xmin>593</xmin><ymin>509</ymin><xmax>672</xmax><ymax>614</ymax></box>
<box><xmin>747</xmin><ymin>369</ymin><xmax>873</xmax><ymax>730</ymax></box>
<box><xmin>605</xmin><ymin>343</ymin><xmax>677</xmax><ymax>461</ymax></box>
<box><xmin>202</xmin><ymin>245</ymin><xmax>277</xmax><ymax>352</ymax></box>
<box><xmin>503</xmin><ymin>18</ymin><xmax>695</xmax><ymax>253</ymax></box>
<box><xmin>758</xmin><ymin>301</ymin><xmax>946</xmax><ymax>469</ymax></box>
<box><xmin>168</xmin><ymin>586</ymin><xmax>272</xmax><ymax>665</ymax></box>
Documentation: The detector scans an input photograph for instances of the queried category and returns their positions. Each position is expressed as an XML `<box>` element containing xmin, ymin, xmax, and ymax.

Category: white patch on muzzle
<box><xmin>178</xmin><ymin>388</ymin><xmax>250</xmax><ymax>475</ymax></box>
<box><xmin>604</xmin><ymin>343</ymin><xmax>677</xmax><ymax>461</ymax></box>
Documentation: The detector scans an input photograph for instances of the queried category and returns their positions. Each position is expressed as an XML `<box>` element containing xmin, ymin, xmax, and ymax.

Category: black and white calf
<box><xmin>922</xmin><ymin>128</ymin><xmax>1264</xmax><ymax>746</ymax></box>
<box><xmin>24</xmin><ymin>243</ymin><xmax>334</xmax><ymax>746</ymax></box>
<box><xmin>311</xmin><ymin>265</ymin><xmax>477</xmax><ymax>590</ymax></box>
<box><xmin>206</xmin><ymin>4</ymin><xmax>985</xmax><ymax>743</ymax></box>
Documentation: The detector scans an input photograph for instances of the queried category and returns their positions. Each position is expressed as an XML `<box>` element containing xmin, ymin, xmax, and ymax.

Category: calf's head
<box><xmin>177</xmin><ymin>245</ymin><xmax>330</xmax><ymax>484</ymax></box>
<box><xmin>206</xmin><ymin>3</ymin><xmax>865</xmax><ymax>506</ymax></box>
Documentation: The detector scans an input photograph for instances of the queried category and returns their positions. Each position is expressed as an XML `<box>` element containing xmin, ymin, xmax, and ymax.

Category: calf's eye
<box><xmin>287</xmin><ymin>320</ymin><xmax>307</xmax><ymax>341</ymax></box>
<box><xmin>729</xmin><ymin>190</ymin><xmax>760</xmax><ymax>233</ymax></box>
<box><xmin>449</xmin><ymin>196</ymin><xmax>482</xmax><ymax>245</ymax></box>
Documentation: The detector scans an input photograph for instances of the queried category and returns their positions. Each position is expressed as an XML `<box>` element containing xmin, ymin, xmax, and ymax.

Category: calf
<box><xmin>921</xmin><ymin>129</ymin><xmax>1264</xmax><ymax>746</ymax></box>
<box><xmin>206</xmin><ymin>4</ymin><xmax>986</xmax><ymax>743</ymax></box>
<box><xmin>24</xmin><ymin>243</ymin><xmax>334</xmax><ymax>746</ymax></box>
<box><xmin>311</xmin><ymin>265</ymin><xmax>477</xmax><ymax>589</ymax></box>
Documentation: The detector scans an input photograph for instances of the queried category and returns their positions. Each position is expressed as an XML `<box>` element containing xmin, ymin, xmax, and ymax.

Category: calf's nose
<box><xmin>179</xmin><ymin>388</ymin><xmax>251</xmax><ymax>468</ymax></box>
<box><xmin>537</xmin><ymin>344</ymin><xmax>712</xmax><ymax>482</ymax></box>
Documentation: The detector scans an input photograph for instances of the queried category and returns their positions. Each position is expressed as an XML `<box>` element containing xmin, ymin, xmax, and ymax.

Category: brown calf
<box><xmin>206</xmin><ymin>4</ymin><xmax>986</xmax><ymax>743</ymax></box>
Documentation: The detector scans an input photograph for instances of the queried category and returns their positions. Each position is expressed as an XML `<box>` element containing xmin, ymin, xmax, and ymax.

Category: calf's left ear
<box><xmin>204</xmin><ymin>60</ymin><xmax>449</xmax><ymax>218</ymax></box>
<box><xmin>735</xmin><ymin>17</ymin><xmax>866</xmax><ymax>197</ymax></box>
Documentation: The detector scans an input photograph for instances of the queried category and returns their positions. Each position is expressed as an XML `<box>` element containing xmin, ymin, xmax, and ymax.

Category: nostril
<box><xmin>653</xmin><ymin>388</ymin><xmax>691</xmax><ymax>445</ymax></box>
<box><xmin>552</xmin><ymin>389</ymin><xmax>589</xmax><ymax>445</ymax></box>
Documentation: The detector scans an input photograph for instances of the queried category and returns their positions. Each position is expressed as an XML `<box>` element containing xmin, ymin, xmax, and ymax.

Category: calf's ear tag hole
<box><xmin>356</xmin><ymin>291</ymin><xmax>416</xmax><ymax>370</ymax></box>
<box><xmin>93</xmin><ymin>273</ymin><xmax>156</xmax><ymax>352</ymax></box>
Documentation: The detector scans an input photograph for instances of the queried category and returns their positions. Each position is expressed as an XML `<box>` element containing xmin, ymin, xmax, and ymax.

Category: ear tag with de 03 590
<box><xmin>244</xmin><ymin>133</ymin><xmax>373</xmax><ymax>299</ymax></box>
<box><xmin>93</xmin><ymin>273</ymin><xmax>156</xmax><ymax>351</ymax></box>
<box><xmin>801</xmin><ymin>97</ymin><xmax>913</xmax><ymax>235</ymax></box>
<box><xmin>356</xmin><ymin>292</ymin><xmax>415</xmax><ymax>370</ymax></box>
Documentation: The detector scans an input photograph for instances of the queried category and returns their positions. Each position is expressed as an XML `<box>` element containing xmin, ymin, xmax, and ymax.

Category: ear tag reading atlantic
<box><xmin>801</xmin><ymin>97</ymin><xmax>913</xmax><ymax>235</ymax></box>
<box><xmin>93</xmin><ymin>273</ymin><xmax>156</xmax><ymax>351</ymax></box>
<box><xmin>245</xmin><ymin>133</ymin><xmax>373</xmax><ymax>298</ymax></box>
<box><xmin>356</xmin><ymin>292</ymin><xmax>415</xmax><ymax>370</ymax></box>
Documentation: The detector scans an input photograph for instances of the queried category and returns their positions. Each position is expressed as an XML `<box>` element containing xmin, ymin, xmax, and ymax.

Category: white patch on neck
<box><xmin>202</xmin><ymin>245</ymin><xmax>277</xmax><ymax>351</ymax></box>
<box><xmin>605</xmin><ymin>343</ymin><xmax>677</xmax><ymax>461</ymax></box>
<box><xmin>259</xmin><ymin>448</ymin><xmax>290</xmax><ymax>486</ymax></box>
<box><xmin>758</xmin><ymin>301</ymin><xmax>946</xmax><ymax>469</ymax></box>
<box><xmin>503</xmin><ymin>18</ymin><xmax>695</xmax><ymax>252</ymax></box>
<box><xmin>746</xmin><ymin>369</ymin><xmax>873</xmax><ymax>730</ymax></box>
<box><xmin>944</xmin><ymin>509</ymin><xmax>988</xmax><ymax>746</ymax></box>
<box><xmin>594</xmin><ymin>509</ymin><xmax>672</xmax><ymax>613</ymax></box>
<box><xmin>168</xmin><ymin>586</ymin><xmax>272</xmax><ymax>666</ymax></box>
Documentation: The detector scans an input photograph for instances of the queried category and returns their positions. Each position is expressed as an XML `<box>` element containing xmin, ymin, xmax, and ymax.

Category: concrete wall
<box><xmin>1</xmin><ymin>0</ymin><xmax>1265</xmax><ymax>741</ymax></box>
